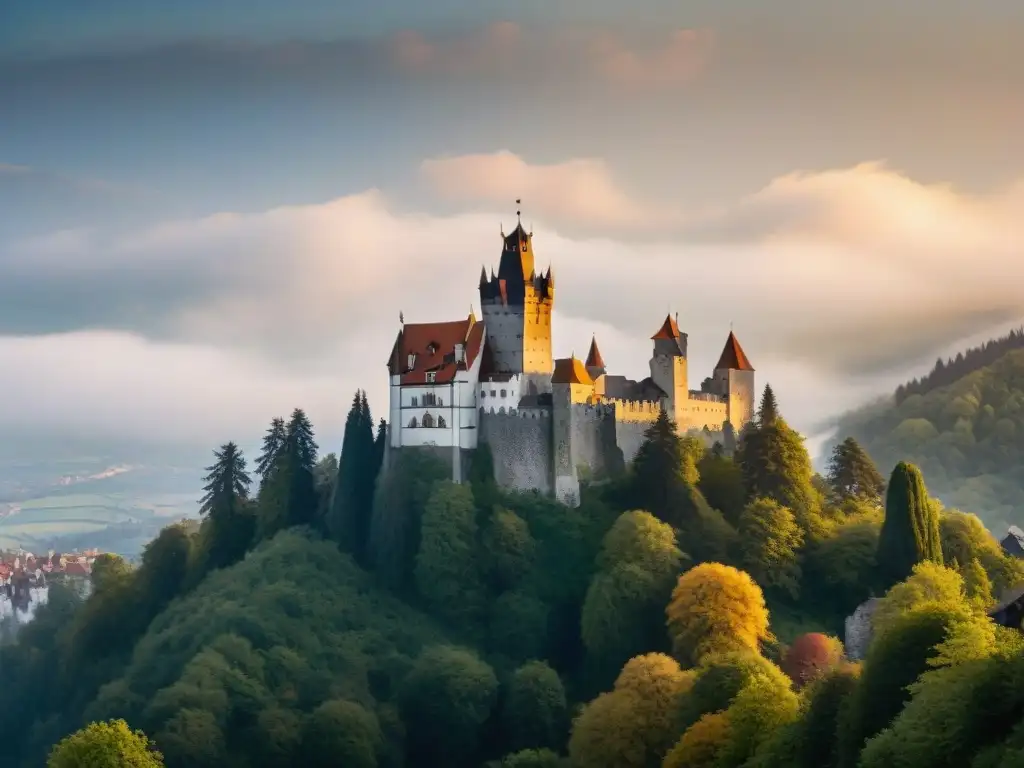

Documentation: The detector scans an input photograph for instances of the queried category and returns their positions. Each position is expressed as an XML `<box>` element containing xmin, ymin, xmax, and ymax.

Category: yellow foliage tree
<box><xmin>872</xmin><ymin>560</ymin><xmax>970</xmax><ymax>639</ymax></box>
<box><xmin>568</xmin><ymin>653</ymin><xmax>694</xmax><ymax>768</ymax></box>
<box><xmin>665</xmin><ymin>563</ymin><xmax>770</xmax><ymax>666</ymax></box>
<box><xmin>662</xmin><ymin>712</ymin><xmax>732</xmax><ymax>768</ymax></box>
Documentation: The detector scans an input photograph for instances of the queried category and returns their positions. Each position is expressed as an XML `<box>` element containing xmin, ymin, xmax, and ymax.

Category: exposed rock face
<box><xmin>845</xmin><ymin>597</ymin><xmax>880</xmax><ymax>661</ymax></box>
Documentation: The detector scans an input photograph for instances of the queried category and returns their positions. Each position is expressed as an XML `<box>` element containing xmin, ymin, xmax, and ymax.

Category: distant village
<box><xmin>0</xmin><ymin>548</ymin><xmax>98</xmax><ymax>613</ymax></box>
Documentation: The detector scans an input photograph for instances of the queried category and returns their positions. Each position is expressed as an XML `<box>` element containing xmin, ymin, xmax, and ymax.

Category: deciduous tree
<box><xmin>47</xmin><ymin>720</ymin><xmax>163</xmax><ymax>768</ymax></box>
<box><xmin>665</xmin><ymin>563</ymin><xmax>770</xmax><ymax>666</ymax></box>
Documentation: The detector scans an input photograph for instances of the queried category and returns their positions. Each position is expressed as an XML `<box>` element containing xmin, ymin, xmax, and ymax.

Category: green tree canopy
<box><xmin>737</xmin><ymin>497</ymin><xmax>804</xmax><ymax>598</ymax></box>
<box><xmin>328</xmin><ymin>390</ymin><xmax>378</xmax><ymax>564</ymax></box>
<box><xmin>827</xmin><ymin>437</ymin><xmax>886</xmax><ymax>505</ymax></box>
<box><xmin>48</xmin><ymin>720</ymin><xmax>163</xmax><ymax>768</ymax></box>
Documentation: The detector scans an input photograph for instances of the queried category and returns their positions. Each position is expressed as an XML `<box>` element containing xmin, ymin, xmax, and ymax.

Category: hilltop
<box><xmin>834</xmin><ymin>328</ymin><xmax>1024</xmax><ymax>533</ymax></box>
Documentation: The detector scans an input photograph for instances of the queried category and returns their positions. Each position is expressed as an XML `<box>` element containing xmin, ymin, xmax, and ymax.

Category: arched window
<box><xmin>437</xmin><ymin>415</ymin><xmax>446</xmax><ymax>428</ymax></box>
<box><xmin>422</xmin><ymin>412</ymin><xmax>435</xmax><ymax>428</ymax></box>
<box><xmin>408</xmin><ymin>416</ymin><xmax>418</xmax><ymax>428</ymax></box>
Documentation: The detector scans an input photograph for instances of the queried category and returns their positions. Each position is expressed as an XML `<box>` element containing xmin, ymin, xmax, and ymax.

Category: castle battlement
<box><xmin>385</xmin><ymin>217</ymin><xmax>756</xmax><ymax>505</ymax></box>
<box><xmin>605</xmin><ymin>398</ymin><xmax>663</xmax><ymax>423</ymax></box>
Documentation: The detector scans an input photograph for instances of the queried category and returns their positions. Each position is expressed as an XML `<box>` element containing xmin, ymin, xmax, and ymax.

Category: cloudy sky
<box><xmin>3</xmin><ymin>1</ymin><xmax>1024</xmax><ymax>461</ymax></box>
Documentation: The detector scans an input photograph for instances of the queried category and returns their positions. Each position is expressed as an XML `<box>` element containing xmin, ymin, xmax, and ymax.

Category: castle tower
<box><xmin>585</xmin><ymin>335</ymin><xmax>606</xmax><ymax>394</ymax></box>
<box><xmin>649</xmin><ymin>314</ymin><xmax>689</xmax><ymax>428</ymax></box>
<box><xmin>479</xmin><ymin>220</ymin><xmax>554</xmax><ymax>395</ymax></box>
<box><xmin>713</xmin><ymin>330</ymin><xmax>756</xmax><ymax>432</ymax></box>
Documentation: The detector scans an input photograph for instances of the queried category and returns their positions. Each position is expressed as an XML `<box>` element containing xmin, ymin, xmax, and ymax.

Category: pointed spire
<box><xmin>651</xmin><ymin>313</ymin><xmax>681</xmax><ymax>341</ymax></box>
<box><xmin>585</xmin><ymin>335</ymin><xmax>606</xmax><ymax>371</ymax></box>
<box><xmin>715</xmin><ymin>330</ymin><xmax>754</xmax><ymax>371</ymax></box>
<box><xmin>479</xmin><ymin>265</ymin><xmax>488</xmax><ymax>287</ymax></box>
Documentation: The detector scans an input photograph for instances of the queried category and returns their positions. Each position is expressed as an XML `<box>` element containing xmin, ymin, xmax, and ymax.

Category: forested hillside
<box><xmin>835</xmin><ymin>332</ymin><xmax>1024</xmax><ymax>534</ymax></box>
<box><xmin>4</xmin><ymin>387</ymin><xmax>1024</xmax><ymax>767</ymax></box>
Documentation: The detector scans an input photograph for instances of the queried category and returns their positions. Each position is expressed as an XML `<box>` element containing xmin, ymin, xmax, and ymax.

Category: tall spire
<box><xmin>585</xmin><ymin>335</ymin><xmax>606</xmax><ymax>372</ymax></box>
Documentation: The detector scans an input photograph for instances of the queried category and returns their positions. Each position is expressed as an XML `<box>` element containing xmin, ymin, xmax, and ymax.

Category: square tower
<box><xmin>479</xmin><ymin>222</ymin><xmax>554</xmax><ymax>394</ymax></box>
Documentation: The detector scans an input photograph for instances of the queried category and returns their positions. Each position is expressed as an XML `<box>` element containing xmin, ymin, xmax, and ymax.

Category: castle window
<box><xmin>408</xmin><ymin>416</ymin><xmax>418</xmax><ymax>428</ymax></box>
<box><xmin>426</xmin><ymin>372</ymin><xmax>436</xmax><ymax>383</ymax></box>
<box><xmin>437</xmin><ymin>415</ymin><xmax>446</xmax><ymax>428</ymax></box>
<box><xmin>422</xmin><ymin>412</ymin><xmax>435</xmax><ymax>428</ymax></box>
<box><xmin>407</xmin><ymin>353</ymin><xmax>416</xmax><ymax>370</ymax></box>
<box><xmin>500</xmin><ymin>389</ymin><xmax>507</xmax><ymax>398</ymax></box>
<box><xmin>490</xmin><ymin>390</ymin><xmax>496</xmax><ymax>397</ymax></box>
<box><xmin>427</xmin><ymin>342</ymin><xmax>437</xmax><ymax>355</ymax></box>
<box><xmin>481</xmin><ymin>390</ymin><xmax>486</xmax><ymax>397</ymax></box>
<box><xmin>411</xmin><ymin>396</ymin><xmax>419</xmax><ymax>407</ymax></box>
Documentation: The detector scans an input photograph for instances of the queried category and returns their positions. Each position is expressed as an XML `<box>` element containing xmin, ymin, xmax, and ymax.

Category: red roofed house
<box><xmin>383</xmin><ymin>214</ymin><xmax>755</xmax><ymax>505</ymax></box>
<box><xmin>387</xmin><ymin>310</ymin><xmax>488</xmax><ymax>481</ymax></box>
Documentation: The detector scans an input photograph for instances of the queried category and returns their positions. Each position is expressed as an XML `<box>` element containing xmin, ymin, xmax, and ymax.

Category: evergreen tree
<box><xmin>257</xmin><ymin>409</ymin><xmax>319</xmax><ymax>538</ymax></box>
<box><xmin>876</xmin><ymin>461</ymin><xmax>943</xmax><ymax>591</ymax></box>
<box><xmin>736</xmin><ymin>398</ymin><xmax>817</xmax><ymax>530</ymax></box>
<box><xmin>758</xmin><ymin>384</ymin><xmax>779</xmax><ymax>426</ymax></box>
<box><xmin>374</xmin><ymin>418</ymin><xmax>387</xmax><ymax>474</ymax></box>
<box><xmin>255</xmin><ymin>418</ymin><xmax>287</xmax><ymax>486</ymax></box>
<box><xmin>197</xmin><ymin>442</ymin><xmax>254</xmax><ymax>575</ymax></box>
<box><xmin>328</xmin><ymin>391</ymin><xmax>377</xmax><ymax>564</ymax></box>
<box><xmin>631</xmin><ymin>411</ymin><xmax>688</xmax><ymax>527</ymax></box>
<box><xmin>827</xmin><ymin>437</ymin><xmax>885</xmax><ymax>505</ymax></box>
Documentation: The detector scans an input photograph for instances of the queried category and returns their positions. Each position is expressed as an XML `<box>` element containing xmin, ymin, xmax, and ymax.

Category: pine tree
<box><xmin>255</xmin><ymin>418</ymin><xmax>287</xmax><ymax>485</ymax></box>
<box><xmin>283</xmin><ymin>408</ymin><xmax>318</xmax><ymax>527</ymax></box>
<box><xmin>256</xmin><ymin>409</ymin><xmax>319</xmax><ymax>539</ymax></box>
<box><xmin>736</xmin><ymin>398</ymin><xmax>817</xmax><ymax>530</ymax></box>
<box><xmin>197</xmin><ymin>442</ymin><xmax>254</xmax><ymax>575</ymax></box>
<box><xmin>631</xmin><ymin>411</ymin><xmax>688</xmax><ymax>527</ymax></box>
<box><xmin>328</xmin><ymin>391</ymin><xmax>377</xmax><ymax>564</ymax></box>
<box><xmin>758</xmin><ymin>384</ymin><xmax>779</xmax><ymax>426</ymax></box>
<box><xmin>826</xmin><ymin>437</ymin><xmax>885</xmax><ymax>504</ymax></box>
<box><xmin>374</xmin><ymin>418</ymin><xmax>387</xmax><ymax>476</ymax></box>
<box><xmin>876</xmin><ymin>461</ymin><xmax>943</xmax><ymax>591</ymax></box>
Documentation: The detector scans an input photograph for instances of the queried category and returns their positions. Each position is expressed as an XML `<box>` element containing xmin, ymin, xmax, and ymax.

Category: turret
<box><xmin>649</xmin><ymin>313</ymin><xmax>689</xmax><ymax>428</ymax></box>
<box><xmin>585</xmin><ymin>335</ymin><xmax>606</xmax><ymax>383</ymax></box>
<box><xmin>713</xmin><ymin>330</ymin><xmax>756</xmax><ymax>433</ymax></box>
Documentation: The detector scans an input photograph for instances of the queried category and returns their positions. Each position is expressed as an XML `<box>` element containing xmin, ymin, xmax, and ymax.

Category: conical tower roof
<box><xmin>585</xmin><ymin>335</ymin><xmax>606</xmax><ymax>369</ymax></box>
<box><xmin>715</xmin><ymin>331</ymin><xmax>754</xmax><ymax>371</ymax></box>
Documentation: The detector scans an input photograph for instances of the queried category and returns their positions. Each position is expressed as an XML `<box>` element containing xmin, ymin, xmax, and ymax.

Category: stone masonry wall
<box><xmin>615</xmin><ymin>420</ymin><xmax>651</xmax><ymax>465</ymax></box>
<box><xmin>479</xmin><ymin>408</ymin><xmax>553</xmax><ymax>494</ymax></box>
<box><xmin>569</xmin><ymin>403</ymin><xmax>624</xmax><ymax>480</ymax></box>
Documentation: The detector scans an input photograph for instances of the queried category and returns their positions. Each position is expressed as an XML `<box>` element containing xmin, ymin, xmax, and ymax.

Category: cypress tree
<box><xmin>328</xmin><ymin>391</ymin><xmax>377</xmax><ymax>564</ymax></box>
<box><xmin>373</xmin><ymin>418</ymin><xmax>388</xmax><ymax>476</ymax></box>
<box><xmin>826</xmin><ymin>437</ymin><xmax>885</xmax><ymax>505</ymax></box>
<box><xmin>876</xmin><ymin>461</ymin><xmax>942</xmax><ymax>591</ymax></box>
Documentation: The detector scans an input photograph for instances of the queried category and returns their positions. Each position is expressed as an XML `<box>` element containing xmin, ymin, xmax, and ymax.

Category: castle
<box><xmin>386</xmin><ymin>220</ymin><xmax>756</xmax><ymax>505</ymax></box>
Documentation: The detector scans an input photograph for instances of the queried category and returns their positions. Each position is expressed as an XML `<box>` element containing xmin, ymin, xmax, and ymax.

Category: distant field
<box><xmin>0</xmin><ymin>491</ymin><xmax>200</xmax><ymax>553</ymax></box>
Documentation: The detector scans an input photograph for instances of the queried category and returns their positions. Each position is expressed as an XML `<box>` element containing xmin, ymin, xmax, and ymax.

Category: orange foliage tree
<box><xmin>665</xmin><ymin>563</ymin><xmax>770</xmax><ymax>666</ymax></box>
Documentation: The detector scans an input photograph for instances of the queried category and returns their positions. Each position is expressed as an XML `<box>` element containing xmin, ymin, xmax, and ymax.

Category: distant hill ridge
<box><xmin>896</xmin><ymin>326</ymin><xmax>1024</xmax><ymax>404</ymax></box>
<box><xmin>837</xmin><ymin>330</ymin><xmax>1024</xmax><ymax>535</ymax></box>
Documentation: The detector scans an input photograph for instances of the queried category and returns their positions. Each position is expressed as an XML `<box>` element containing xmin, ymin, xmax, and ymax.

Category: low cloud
<box><xmin>2</xmin><ymin>153</ymin><xmax>1023</xmax><ymax>445</ymax></box>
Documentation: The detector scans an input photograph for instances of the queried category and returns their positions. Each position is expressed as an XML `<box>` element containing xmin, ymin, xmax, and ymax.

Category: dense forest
<box><xmin>4</xmin><ymin>385</ymin><xmax>1024</xmax><ymax>767</ymax></box>
<box><xmin>837</xmin><ymin>332</ymin><xmax>1024</xmax><ymax>533</ymax></box>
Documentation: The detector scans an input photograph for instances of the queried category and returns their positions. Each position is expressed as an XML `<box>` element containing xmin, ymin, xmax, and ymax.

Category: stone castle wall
<box><xmin>479</xmin><ymin>408</ymin><xmax>553</xmax><ymax>494</ymax></box>
<box><xmin>568</xmin><ymin>403</ymin><xmax>625</xmax><ymax>480</ymax></box>
<box><xmin>615</xmin><ymin>420</ymin><xmax>651</xmax><ymax>465</ymax></box>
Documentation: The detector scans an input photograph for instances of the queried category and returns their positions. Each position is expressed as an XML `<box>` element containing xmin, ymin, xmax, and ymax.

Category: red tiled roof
<box><xmin>552</xmin><ymin>357</ymin><xmax>593</xmax><ymax>386</ymax></box>
<box><xmin>651</xmin><ymin>314</ymin><xmax>681</xmax><ymax>340</ymax></box>
<box><xmin>585</xmin><ymin>336</ymin><xmax>606</xmax><ymax>369</ymax></box>
<box><xmin>388</xmin><ymin>315</ymin><xmax>486</xmax><ymax>385</ymax></box>
<box><xmin>715</xmin><ymin>331</ymin><xmax>754</xmax><ymax>372</ymax></box>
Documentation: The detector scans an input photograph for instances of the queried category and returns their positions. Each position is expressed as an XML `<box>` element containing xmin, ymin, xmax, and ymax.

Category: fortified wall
<box><xmin>478</xmin><ymin>408</ymin><xmax>553</xmax><ymax>494</ymax></box>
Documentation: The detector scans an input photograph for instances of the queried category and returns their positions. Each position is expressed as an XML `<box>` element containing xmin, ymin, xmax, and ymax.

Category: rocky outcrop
<box><xmin>844</xmin><ymin>597</ymin><xmax>880</xmax><ymax>661</ymax></box>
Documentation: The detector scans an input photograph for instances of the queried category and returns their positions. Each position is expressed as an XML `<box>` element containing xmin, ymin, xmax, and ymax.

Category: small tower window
<box><xmin>408</xmin><ymin>416</ymin><xmax>418</xmax><ymax>428</ymax></box>
<box><xmin>422</xmin><ymin>412</ymin><xmax>435</xmax><ymax>428</ymax></box>
<box><xmin>500</xmin><ymin>389</ymin><xmax>507</xmax><ymax>398</ymax></box>
<box><xmin>407</xmin><ymin>353</ymin><xmax>416</xmax><ymax>370</ymax></box>
<box><xmin>437</xmin><ymin>415</ymin><xmax>447</xmax><ymax>428</ymax></box>
<box><xmin>426</xmin><ymin>372</ymin><xmax>436</xmax><ymax>383</ymax></box>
